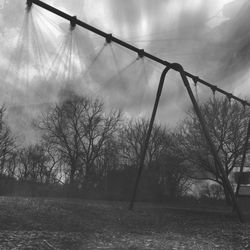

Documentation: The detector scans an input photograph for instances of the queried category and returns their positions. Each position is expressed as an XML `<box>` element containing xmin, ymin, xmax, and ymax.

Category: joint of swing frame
<box><xmin>163</xmin><ymin>61</ymin><xmax>171</xmax><ymax>68</ymax></box>
<box><xmin>192</xmin><ymin>75</ymin><xmax>199</xmax><ymax>84</ymax></box>
<box><xmin>227</xmin><ymin>93</ymin><xmax>233</xmax><ymax>102</ymax></box>
<box><xmin>105</xmin><ymin>34</ymin><xmax>112</xmax><ymax>44</ymax></box>
<box><xmin>70</xmin><ymin>16</ymin><xmax>77</xmax><ymax>30</ymax></box>
<box><xmin>137</xmin><ymin>49</ymin><xmax>144</xmax><ymax>59</ymax></box>
<box><xmin>170</xmin><ymin>62</ymin><xmax>184</xmax><ymax>73</ymax></box>
<box><xmin>26</xmin><ymin>0</ymin><xmax>33</xmax><ymax>11</ymax></box>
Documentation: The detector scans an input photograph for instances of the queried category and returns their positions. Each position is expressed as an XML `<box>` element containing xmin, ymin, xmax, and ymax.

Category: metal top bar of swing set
<box><xmin>27</xmin><ymin>0</ymin><xmax>250</xmax><ymax>108</ymax></box>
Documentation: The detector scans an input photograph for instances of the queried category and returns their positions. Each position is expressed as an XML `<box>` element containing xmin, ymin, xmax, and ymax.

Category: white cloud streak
<box><xmin>0</xmin><ymin>0</ymin><xmax>249</xmax><ymax>143</ymax></box>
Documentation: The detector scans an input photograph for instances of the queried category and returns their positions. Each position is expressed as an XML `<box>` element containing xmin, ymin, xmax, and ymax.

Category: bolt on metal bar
<box><xmin>129</xmin><ymin>66</ymin><xmax>171</xmax><ymax>210</ymax></box>
<box><xmin>28</xmin><ymin>0</ymin><xmax>250</xmax><ymax>108</ymax></box>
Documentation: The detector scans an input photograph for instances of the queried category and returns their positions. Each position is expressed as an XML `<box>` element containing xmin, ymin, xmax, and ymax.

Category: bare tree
<box><xmin>0</xmin><ymin>105</ymin><xmax>16</xmax><ymax>177</ymax></box>
<box><xmin>173</xmin><ymin>97</ymin><xmax>250</xmax><ymax>202</ymax></box>
<box><xmin>155</xmin><ymin>153</ymin><xmax>193</xmax><ymax>199</ymax></box>
<box><xmin>37</xmin><ymin>94</ymin><xmax>121</xmax><ymax>188</ymax></box>
<box><xmin>17</xmin><ymin>145</ymin><xmax>45</xmax><ymax>182</ymax></box>
<box><xmin>94</xmin><ymin>137</ymin><xmax>121</xmax><ymax>192</ymax></box>
<box><xmin>42</xmin><ymin>142</ymin><xmax>63</xmax><ymax>184</ymax></box>
<box><xmin>17</xmin><ymin>144</ymin><xmax>58</xmax><ymax>183</ymax></box>
<box><xmin>120</xmin><ymin>118</ymin><xmax>171</xmax><ymax>168</ymax></box>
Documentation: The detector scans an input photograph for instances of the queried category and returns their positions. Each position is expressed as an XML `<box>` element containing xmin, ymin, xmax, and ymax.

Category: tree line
<box><xmin>0</xmin><ymin>92</ymin><xmax>249</xmax><ymax>201</ymax></box>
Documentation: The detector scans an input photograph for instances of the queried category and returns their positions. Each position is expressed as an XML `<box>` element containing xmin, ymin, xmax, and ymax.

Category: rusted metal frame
<box><xmin>129</xmin><ymin>66</ymin><xmax>171</xmax><ymax>210</ymax></box>
<box><xmin>172</xmin><ymin>63</ymin><xmax>243</xmax><ymax>222</ymax></box>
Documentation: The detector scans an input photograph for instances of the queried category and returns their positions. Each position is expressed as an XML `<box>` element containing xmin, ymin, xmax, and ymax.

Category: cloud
<box><xmin>1</xmin><ymin>0</ymin><xmax>250</xmax><ymax>143</ymax></box>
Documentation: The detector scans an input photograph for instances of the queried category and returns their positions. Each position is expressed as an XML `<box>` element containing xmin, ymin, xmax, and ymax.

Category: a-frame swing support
<box><xmin>130</xmin><ymin>63</ymin><xmax>243</xmax><ymax>222</ymax></box>
<box><xmin>129</xmin><ymin>66</ymin><xmax>171</xmax><ymax>210</ymax></box>
<box><xmin>27</xmin><ymin>0</ymin><xmax>247</xmax><ymax>222</ymax></box>
<box><xmin>235</xmin><ymin>118</ymin><xmax>250</xmax><ymax>199</ymax></box>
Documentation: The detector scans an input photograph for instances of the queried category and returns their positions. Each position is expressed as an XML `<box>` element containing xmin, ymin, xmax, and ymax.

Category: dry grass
<box><xmin>0</xmin><ymin>197</ymin><xmax>249</xmax><ymax>249</ymax></box>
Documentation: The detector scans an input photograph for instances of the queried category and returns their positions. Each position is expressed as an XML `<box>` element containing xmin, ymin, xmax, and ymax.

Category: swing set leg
<box><xmin>130</xmin><ymin>62</ymin><xmax>244</xmax><ymax>223</ymax></box>
<box><xmin>235</xmin><ymin>118</ymin><xmax>250</xmax><ymax>199</ymax></box>
<box><xmin>129</xmin><ymin>66</ymin><xmax>171</xmax><ymax>210</ymax></box>
<box><xmin>172</xmin><ymin>63</ymin><xmax>244</xmax><ymax>223</ymax></box>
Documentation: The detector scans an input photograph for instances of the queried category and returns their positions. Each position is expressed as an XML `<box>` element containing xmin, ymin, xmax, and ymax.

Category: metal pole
<box><xmin>235</xmin><ymin>118</ymin><xmax>250</xmax><ymax>198</ymax></box>
<box><xmin>172</xmin><ymin>63</ymin><xmax>243</xmax><ymax>222</ymax></box>
<box><xmin>28</xmin><ymin>0</ymin><xmax>250</xmax><ymax>108</ymax></box>
<box><xmin>129</xmin><ymin>66</ymin><xmax>171</xmax><ymax>210</ymax></box>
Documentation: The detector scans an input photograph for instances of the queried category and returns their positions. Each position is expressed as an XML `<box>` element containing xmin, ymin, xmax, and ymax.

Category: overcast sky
<box><xmin>0</xmin><ymin>0</ymin><xmax>250</xmax><ymax>143</ymax></box>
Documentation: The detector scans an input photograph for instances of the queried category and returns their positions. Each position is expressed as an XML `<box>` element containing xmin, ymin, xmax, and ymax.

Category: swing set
<box><xmin>10</xmin><ymin>0</ymin><xmax>250</xmax><ymax>222</ymax></box>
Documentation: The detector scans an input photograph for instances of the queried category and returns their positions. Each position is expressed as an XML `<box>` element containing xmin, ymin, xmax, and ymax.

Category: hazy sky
<box><xmin>0</xmin><ymin>0</ymin><xmax>250</xmax><ymax>143</ymax></box>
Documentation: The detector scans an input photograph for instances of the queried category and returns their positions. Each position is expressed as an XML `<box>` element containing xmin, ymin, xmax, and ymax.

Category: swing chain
<box><xmin>211</xmin><ymin>86</ymin><xmax>217</xmax><ymax>103</ymax></box>
<box><xmin>241</xmin><ymin>100</ymin><xmax>247</xmax><ymax>112</ymax></box>
<box><xmin>70</xmin><ymin>16</ymin><xmax>77</xmax><ymax>30</ymax></box>
<box><xmin>211</xmin><ymin>86</ymin><xmax>217</xmax><ymax>96</ymax></box>
<box><xmin>227</xmin><ymin>93</ymin><xmax>233</xmax><ymax>103</ymax></box>
<box><xmin>192</xmin><ymin>76</ymin><xmax>199</xmax><ymax>85</ymax></box>
<box><xmin>192</xmin><ymin>76</ymin><xmax>199</xmax><ymax>102</ymax></box>
<box><xmin>26</xmin><ymin>0</ymin><xmax>33</xmax><ymax>11</ymax></box>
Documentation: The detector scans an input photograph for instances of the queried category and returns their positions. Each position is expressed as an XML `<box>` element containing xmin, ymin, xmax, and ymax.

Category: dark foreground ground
<box><xmin>0</xmin><ymin>197</ymin><xmax>249</xmax><ymax>249</ymax></box>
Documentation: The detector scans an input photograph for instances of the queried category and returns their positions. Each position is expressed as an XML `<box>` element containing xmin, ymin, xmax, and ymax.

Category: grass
<box><xmin>0</xmin><ymin>197</ymin><xmax>249</xmax><ymax>249</ymax></box>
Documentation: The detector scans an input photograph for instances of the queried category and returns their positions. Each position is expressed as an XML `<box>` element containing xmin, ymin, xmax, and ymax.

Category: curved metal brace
<box><xmin>129</xmin><ymin>65</ymin><xmax>171</xmax><ymax>210</ymax></box>
<box><xmin>175</xmin><ymin>63</ymin><xmax>243</xmax><ymax>222</ymax></box>
<box><xmin>235</xmin><ymin>118</ymin><xmax>250</xmax><ymax>198</ymax></box>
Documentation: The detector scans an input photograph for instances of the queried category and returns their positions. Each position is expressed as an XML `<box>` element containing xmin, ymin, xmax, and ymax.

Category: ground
<box><xmin>0</xmin><ymin>197</ymin><xmax>249</xmax><ymax>249</ymax></box>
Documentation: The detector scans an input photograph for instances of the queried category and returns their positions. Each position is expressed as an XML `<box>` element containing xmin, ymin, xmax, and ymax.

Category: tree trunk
<box><xmin>69</xmin><ymin>161</ymin><xmax>77</xmax><ymax>185</ymax></box>
<box><xmin>222</xmin><ymin>182</ymin><xmax>232</xmax><ymax>205</ymax></box>
<box><xmin>81</xmin><ymin>162</ymin><xmax>91</xmax><ymax>194</ymax></box>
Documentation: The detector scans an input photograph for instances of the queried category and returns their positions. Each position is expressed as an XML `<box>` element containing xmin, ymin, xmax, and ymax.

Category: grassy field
<box><xmin>0</xmin><ymin>197</ymin><xmax>249</xmax><ymax>249</ymax></box>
